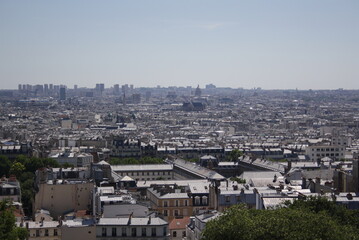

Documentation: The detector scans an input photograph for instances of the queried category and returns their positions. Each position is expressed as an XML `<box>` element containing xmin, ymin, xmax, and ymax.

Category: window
<box><xmin>102</xmin><ymin>227</ymin><xmax>107</xmax><ymax>237</ymax></box>
<box><xmin>173</xmin><ymin>231</ymin><xmax>177</xmax><ymax>237</ymax></box>
<box><xmin>151</xmin><ymin>227</ymin><xmax>157</xmax><ymax>237</ymax></box>
<box><xmin>175</xmin><ymin>200</ymin><xmax>179</xmax><ymax>207</ymax></box>
<box><xmin>45</xmin><ymin>229</ymin><xmax>49</xmax><ymax>236</ymax></box>
<box><xmin>164</xmin><ymin>210</ymin><xmax>168</xmax><ymax>216</ymax></box>
<box><xmin>142</xmin><ymin>172</ymin><xmax>144</xmax><ymax>176</ymax></box>
<box><xmin>112</xmin><ymin>227</ymin><xmax>117</xmax><ymax>237</ymax></box>
<box><xmin>54</xmin><ymin>229</ymin><xmax>58</xmax><ymax>236</ymax></box>
<box><xmin>202</xmin><ymin>196</ymin><xmax>208</xmax><ymax>205</ymax></box>
<box><xmin>131</xmin><ymin>227</ymin><xmax>137</xmax><ymax>237</ymax></box>
<box><xmin>142</xmin><ymin>228</ymin><xmax>147</xmax><ymax>237</ymax></box>
<box><xmin>163</xmin><ymin>227</ymin><xmax>167</xmax><ymax>236</ymax></box>
<box><xmin>122</xmin><ymin>227</ymin><xmax>127</xmax><ymax>237</ymax></box>
<box><xmin>182</xmin><ymin>231</ymin><xmax>186</xmax><ymax>237</ymax></box>
<box><xmin>164</xmin><ymin>201</ymin><xmax>168</xmax><ymax>207</ymax></box>
<box><xmin>184</xmin><ymin>200</ymin><xmax>188</xmax><ymax>206</ymax></box>
<box><xmin>174</xmin><ymin>209</ymin><xmax>179</xmax><ymax>216</ymax></box>
<box><xmin>36</xmin><ymin>230</ymin><xmax>40</xmax><ymax>237</ymax></box>
<box><xmin>195</xmin><ymin>196</ymin><xmax>200</xmax><ymax>205</ymax></box>
<box><xmin>147</xmin><ymin>172</ymin><xmax>149</xmax><ymax>175</ymax></box>
<box><xmin>225</xmin><ymin>196</ymin><xmax>230</xmax><ymax>203</ymax></box>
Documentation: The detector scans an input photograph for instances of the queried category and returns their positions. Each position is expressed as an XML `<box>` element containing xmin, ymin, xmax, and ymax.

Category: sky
<box><xmin>0</xmin><ymin>0</ymin><xmax>358</xmax><ymax>90</ymax></box>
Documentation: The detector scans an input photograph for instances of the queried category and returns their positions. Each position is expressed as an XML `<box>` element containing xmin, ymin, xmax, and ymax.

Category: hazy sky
<box><xmin>1</xmin><ymin>1</ymin><xmax>358</xmax><ymax>90</ymax></box>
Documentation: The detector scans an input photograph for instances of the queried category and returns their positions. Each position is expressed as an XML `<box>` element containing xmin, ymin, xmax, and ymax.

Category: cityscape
<box><xmin>1</xmin><ymin>1</ymin><xmax>359</xmax><ymax>240</ymax></box>
<box><xmin>1</xmin><ymin>83</ymin><xmax>359</xmax><ymax>239</ymax></box>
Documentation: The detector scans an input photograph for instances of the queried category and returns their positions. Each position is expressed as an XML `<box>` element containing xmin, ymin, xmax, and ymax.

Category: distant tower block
<box><xmin>195</xmin><ymin>85</ymin><xmax>202</xmax><ymax>97</ymax></box>
<box><xmin>114</xmin><ymin>84</ymin><xmax>120</xmax><ymax>95</ymax></box>
<box><xmin>59</xmin><ymin>87</ymin><xmax>66</xmax><ymax>100</ymax></box>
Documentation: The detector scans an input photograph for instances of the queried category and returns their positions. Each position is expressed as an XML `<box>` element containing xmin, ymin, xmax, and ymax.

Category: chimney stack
<box><xmin>127</xmin><ymin>212</ymin><xmax>133</xmax><ymax>225</ymax></box>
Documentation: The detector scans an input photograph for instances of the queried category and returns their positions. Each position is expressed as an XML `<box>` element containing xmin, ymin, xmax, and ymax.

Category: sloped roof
<box><xmin>169</xmin><ymin>217</ymin><xmax>191</xmax><ymax>230</ymax></box>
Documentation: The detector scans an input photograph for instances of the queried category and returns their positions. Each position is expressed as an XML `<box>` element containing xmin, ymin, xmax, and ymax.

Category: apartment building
<box><xmin>112</xmin><ymin>164</ymin><xmax>173</xmax><ymax>181</ymax></box>
<box><xmin>25</xmin><ymin>220</ymin><xmax>61</xmax><ymax>240</ymax></box>
<box><xmin>0</xmin><ymin>176</ymin><xmax>21</xmax><ymax>203</ymax></box>
<box><xmin>96</xmin><ymin>216</ymin><xmax>168</xmax><ymax>240</ymax></box>
<box><xmin>305</xmin><ymin>145</ymin><xmax>345</xmax><ymax>162</ymax></box>
<box><xmin>147</xmin><ymin>185</ymin><xmax>193</xmax><ymax>222</ymax></box>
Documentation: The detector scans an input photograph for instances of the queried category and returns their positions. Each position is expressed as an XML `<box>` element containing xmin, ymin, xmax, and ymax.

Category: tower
<box><xmin>195</xmin><ymin>85</ymin><xmax>201</xmax><ymax>97</ymax></box>
<box><xmin>59</xmin><ymin>87</ymin><xmax>66</xmax><ymax>101</ymax></box>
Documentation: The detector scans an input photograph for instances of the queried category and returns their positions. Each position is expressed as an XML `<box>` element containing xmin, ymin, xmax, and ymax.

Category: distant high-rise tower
<box><xmin>44</xmin><ymin>84</ymin><xmax>49</xmax><ymax>95</ymax></box>
<box><xmin>59</xmin><ymin>87</ymin><xmax>66</xmax><ymax>101</ymax></box>
<box><xmin>145</xmin><ymin>91</ymin><xmax>151</xmax><ymax>101</ymax></box>
<box><xmin>114</xmin><ymin>84</ymin><xmax>120</xmax><ymax>95</ymax></box>
<box><xmin>18</xmin><ymin>84</ymin><xmax>22</xmax><ymax>91</ymax></box>
<box><xmin>95</xmin><ymin>83</ymin><xmax>105</xmax><ymax>95</ymax></box>
<box><xmin>195</xmin><ymin>85</ymin><xmax>202</xmax><ymax>97</ymax></box>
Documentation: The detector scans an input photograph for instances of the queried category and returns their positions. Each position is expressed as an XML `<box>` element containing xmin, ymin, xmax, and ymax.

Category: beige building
<box><xmin>147</xmin><ymin>186</ymin><xmax>193</xmax><ymax>222</ymax></box>
<box><xmin>61</xmin><ymin>219</ymin><xmax>96</xmax><ymax>240</ymax></box>
<box><xmin>34</xmin><ymin>181</ymin><xmax>94</xmax><ymax>218</ymax></box>
<box><xmin>25</xmin><ymin>220</ymin><xmax>61</xmax><ymax>240</ymax></box>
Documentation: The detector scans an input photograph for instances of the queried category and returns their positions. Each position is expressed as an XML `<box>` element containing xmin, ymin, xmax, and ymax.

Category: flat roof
<box><xmin>97</xmin><ymin>217</ymin><xmax>167</xmax><ymax>226</ymax></box>
<box><xmin>112</xmin><ymin>164</ymin><xmax>173</xmax><ymax>172</ymax></box>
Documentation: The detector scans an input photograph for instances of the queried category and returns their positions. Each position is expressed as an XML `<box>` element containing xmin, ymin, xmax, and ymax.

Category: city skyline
<box><xmin>1</xmin><ymin>1</ymin><xmax>358</xmax><ymax>90</ymax></box>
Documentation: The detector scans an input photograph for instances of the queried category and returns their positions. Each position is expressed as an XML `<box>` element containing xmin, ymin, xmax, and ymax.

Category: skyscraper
<box><xmin>59</xmin><ymin>87</ymin><xmax>66</xmax><ymax>101</ymax></box>
<box><xmin>114</xmin><ymin>84</ymin><xmax>120</xmax><ymax>95</ymax></box>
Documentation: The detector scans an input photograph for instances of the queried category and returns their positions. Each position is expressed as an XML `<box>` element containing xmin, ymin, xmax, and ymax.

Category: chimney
<box><xmin>287</xmin><ymin>160</ymin><xmax>292</xmax><ymax>173</ymax></box>
<box><xmin>301</xmin><ymin>177</ymin><xmax>307</xmax><ymax>189</ymax></box>
<box><xmin>127</xmin><ymin>212</ymin><xmax>133</xmax><ymax>225</ymax></box>
<box><xmin>315</xmin><ymin>177</ymin><xmax>321</xmax><ymax>185</ymax></box>
<box><xmin>26</xmin><ymin>222</ymin><xmax>29</xmax><ymax>229</ymax></box>
<box><xmin>147</xmin><ymin>216</ymin><xmax>151</xmax><ymax>225</ymax></box>
<box><xmin>58</xmin><ymin>216</ymin><xmax>63</xmax><ymax>227</ymax></box>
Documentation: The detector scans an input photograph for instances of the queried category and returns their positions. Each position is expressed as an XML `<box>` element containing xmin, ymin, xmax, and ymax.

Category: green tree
<box><xmin>110</xmin><ymin>157</ymin><xmax>164</xmax><ymax>165</ymax></box>
<box><xmin>9</xmin><ymin>162</ymin><xmax>25</xmax><ymax>178</ymax></box>
<box><xmin>0</xmin><ymin>201</ymin><xmax>28</xmax><ymax>240</ymax></box>
<box><xmin>228</xmin><ymin>149</ymin><xmax>243</xmax><ymax>162</ymax></box>
<box><xmin>202</xmin><ymin>198</ymin><xmax>359</xmax><ymax>240</ymax></box>
<box><xmin>61</xmin><ymin>162</ymin><xmax>74</xmax><ymax>169</ymax></box>
<box><xmin>0</xmin><ymin>155</ymin><xmax>11</xmax><ymax>177</ymax></box>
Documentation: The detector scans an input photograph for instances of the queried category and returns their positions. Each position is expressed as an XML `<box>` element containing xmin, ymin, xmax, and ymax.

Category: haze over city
<box><xmin>1</xmin><ymin>0</ymin><xmax>358</xmax><ymax>90</ymax></box>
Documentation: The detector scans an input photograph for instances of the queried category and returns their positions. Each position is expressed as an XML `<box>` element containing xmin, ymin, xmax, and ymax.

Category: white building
<box><xmin>112</xmin><ymin>164</ymin><xmax>173</xmax><ymax>181</ymax></box>
<box><xmin>96</xmin><ymin>216</ymin><xmax>169</xmax><ymax>239</ymax></box>
<box><xmin>305</xmin><ymin>145</ymin><xmax>346</xmax><ymax>162</ymax></box>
